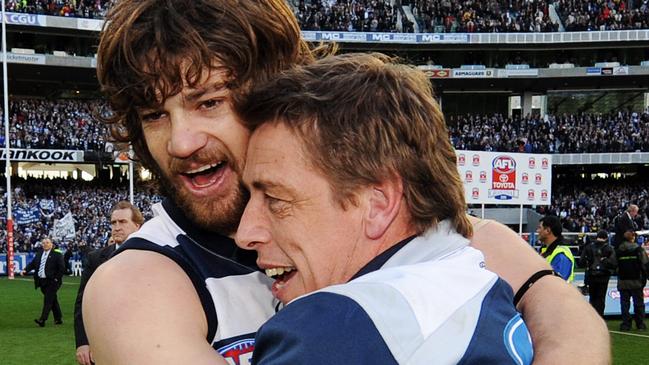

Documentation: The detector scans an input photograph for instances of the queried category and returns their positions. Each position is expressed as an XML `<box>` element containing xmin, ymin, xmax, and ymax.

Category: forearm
<box><xmin>518</xmin><ymin>276</ymin><xmax>610</xmax><ymax>365</ymax></box>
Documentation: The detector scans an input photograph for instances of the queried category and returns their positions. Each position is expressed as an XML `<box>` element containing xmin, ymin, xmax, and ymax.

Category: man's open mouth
<box><xmin>181</xmin><ymin>161</ymin><xmax>227</xmax><ymax>188</ymax></box>
<box><xmin>265</xmin><ymin>267</ymin><xmax>298</xmax><ymax>284</ymax></box>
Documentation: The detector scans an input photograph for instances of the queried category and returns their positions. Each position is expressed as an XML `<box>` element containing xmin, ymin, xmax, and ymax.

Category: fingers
<box><xmin>76</xmin><ymin>345</ymin><xmax>92</xmax><ymax>365</ymax></box>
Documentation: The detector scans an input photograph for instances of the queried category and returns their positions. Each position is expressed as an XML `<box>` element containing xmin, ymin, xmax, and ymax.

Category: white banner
<box><xmin>51</xmin><ymin>212</ymin><xmax>76</xmax><ymax>241</ymax></box>
<box><xmin>456</xmin><ymin>151</ymin><xmax>552</xmax><ymax>205</ymax></box>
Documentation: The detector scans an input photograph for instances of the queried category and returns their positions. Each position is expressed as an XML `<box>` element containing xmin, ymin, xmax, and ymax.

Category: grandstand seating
<box><xmin>448</xmin><ymin>112</ymin><xmax>649</xmax><ymax>153</ymax></box>
<box><xmin>0</xmin><ymin>177</ymin><xmax>161</xmax><ymax>254</ymax></box>
<box><xmin>537</xmin><ymin>175</ymin><xmax>648</xmax><ymax>234</ymax></box>
<box><xmin>7</xmin><ymin>0</ymin><xmax>649</xmax><ymax>33</ymax></box>
<box><xmin>4</xmin><ymin>99</ymin><xmax>109</xmax><ymax>151</ymax></box>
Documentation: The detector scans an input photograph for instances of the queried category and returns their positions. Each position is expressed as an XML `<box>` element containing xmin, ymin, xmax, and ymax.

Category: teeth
<box><xmin>185</xmin><ymin>162</ymin><xmax>222</xmax><ymax>174</ymax></box>
<box><xmin>265</xmin><ymin>267</ymin><xmax>295</xmax><ymax>278</ymax></box>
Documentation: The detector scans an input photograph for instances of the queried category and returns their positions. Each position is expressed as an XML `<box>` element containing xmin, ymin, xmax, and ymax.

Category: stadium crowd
<box><xmin>448</xmin><ymin>111</ymin><xmax>649</xmax><ymax>153</ymax></box>
<box><xmin>536</xmin><ymin>175</ymin><xmax>648</xmax><ymax>234</ymax></box>
<box><xmin>7</xmin><ymin>0</ymin><xmax>649</xmax><ymax>33</ymax></box>
<box><xmin>0</xmin><ymin>177</ymin><xmax>161</xmax><ymax>254</ymax></box>
<box><xmin>3</xmin><ymin>99</ymin><xmax>110</xmax><ymax>152</ymax></box>
<box><xmin>6</xmin><ymin>0</ymin><xmax>114</xmax><ymax>19</ymax></box>
<box><xmin>5</xmin><ymin>99</ymin><xmax>649</xmax><ymax>155</ymax></box>
<box><xmin>408</xmin><ymin>0</ymin><xmax>559</xmax><ymax>33</ymax></box>
<box><xmin>556</xmin><ymin>0</ymin><xmax>649</xmax><ymax>31</ymax></box>
<box><xmin>293</xmin><ymin>0</ymin><xmax>398</xmax><ymax>32</ymax></box>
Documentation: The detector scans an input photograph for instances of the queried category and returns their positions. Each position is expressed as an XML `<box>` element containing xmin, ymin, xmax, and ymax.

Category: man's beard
<box><xmin>157</xmin><ymin>169</ymin><xmax>249</xmax><ymax>235</ymax></box>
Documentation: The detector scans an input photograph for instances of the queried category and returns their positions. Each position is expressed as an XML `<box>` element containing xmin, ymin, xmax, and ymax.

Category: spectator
<box><xmin>616</xmin><ymin>230</ymin><xmax>649</xmax><ymax>331</ymax></box>
<box><xmin>579</xmin><ymin>229</ymin><xmax>616</xmax><ymax>317</ymax></box>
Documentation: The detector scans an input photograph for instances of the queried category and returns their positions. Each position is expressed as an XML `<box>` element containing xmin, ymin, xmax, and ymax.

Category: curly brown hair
<box><xmin>97</xmin><ymin>0</ymin><xmax>313</xmax><ymax>176</ymax></box>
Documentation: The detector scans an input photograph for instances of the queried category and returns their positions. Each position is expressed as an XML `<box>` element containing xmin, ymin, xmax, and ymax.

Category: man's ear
<box><xmin>363</xmin><ymin>177</ymin><xmax>404</xmax><ymax>240</ymax></box>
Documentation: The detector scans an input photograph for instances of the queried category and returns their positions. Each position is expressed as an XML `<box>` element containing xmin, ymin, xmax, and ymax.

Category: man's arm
<box><xmin>468</xmin><ymin>216</ymin><xmax>610</xmax><ymax>365</ymax></box>
<box><xmin>83</xmin><ymin>249</ymin><xmax>228</xmax><ymax>365</ymax></box>
<box><xmin>75</xmin><ymin>250</ymin><xmax>99</xmax><ymax>365</ymax></box>
<box><xmin>23</xmin><ymin>254</ymin><xmax>38</xmax><ymax>273</ymax></box>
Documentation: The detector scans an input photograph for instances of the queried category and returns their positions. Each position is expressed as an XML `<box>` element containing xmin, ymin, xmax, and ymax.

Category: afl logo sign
<box><xmin>492</xmin><ymin>156</ymin><xmax>516</xmax><ymax>190</ymax></box>
<box><xmin>490</xmin><ymin>156</ymin><xmax>518</xmax><ymax>200</ymax></box>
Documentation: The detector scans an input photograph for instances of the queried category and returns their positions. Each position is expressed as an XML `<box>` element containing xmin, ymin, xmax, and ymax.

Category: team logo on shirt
<box><xmin>503</xmin><ymin>313</ymin><xmax>534</xmax><ymax>365</ymax></box>
<box><xmin>218</xmin><ymin>339</ymin><xmax>255</xmax><ymax>365</ymax></box>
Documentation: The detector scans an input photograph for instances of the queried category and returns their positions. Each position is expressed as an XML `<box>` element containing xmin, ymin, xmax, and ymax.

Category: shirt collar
<box><xmin>160</xmin><ymin>198</ymin><xmax>258</xmax><ymax>267</ymax></box>
<box><xmin>349</xmin><ymin>235</ymin><xmax>416</xmax><ymax>281</ymax></box>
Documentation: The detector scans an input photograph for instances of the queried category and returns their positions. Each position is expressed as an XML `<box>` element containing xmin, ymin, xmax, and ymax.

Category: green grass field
<box><xmin>1</xmin><ymin>276</ymin><xmax>648</xmax><ymax>364</ymax></box>
<box><xmin>1</xmin><ymin>276</ymin><xmax>80</xmax><ymax>365</ymax></box>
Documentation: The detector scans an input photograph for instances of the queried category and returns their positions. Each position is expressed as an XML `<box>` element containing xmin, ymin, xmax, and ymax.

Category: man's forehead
<box><xmin>111</xmin><ymin>208</ymin><xmax>133</xmax><ymax>220</ymax></box>
<box><xmin>147</xmin><ymin>65</ymin><xmax>232</xmax><ymax>106</ymax></box>
<box><xmin>244</xmin><ymin>124</ymin><xmax>308</xmax><ymax>190</ymax></box>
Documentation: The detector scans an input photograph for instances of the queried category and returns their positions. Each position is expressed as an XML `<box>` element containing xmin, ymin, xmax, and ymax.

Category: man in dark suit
<box><xmin>614</xmin><ymin>204</ymin><xmax>639</xmax><ymax>247</ymax></box>
<box><xmin>74</xmin><ymin>201</ymin><xmax>143</xmax><ymax>365</ymax></box>
<box><xmin>21</xmin><ymin>237</ymin><xmax>65</xmax><ymax>327</ymax></box>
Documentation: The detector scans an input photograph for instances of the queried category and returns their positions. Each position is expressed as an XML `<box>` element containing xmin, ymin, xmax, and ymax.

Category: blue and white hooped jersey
<box><xmin>252</xmin><ymin>221</ymin><xmax>534</xmax><ymax>364</ymax></box>
<box><xmin>115</xmin><ymin>199</ymin><xmax>277</xmax><ymax>365</ymax></box>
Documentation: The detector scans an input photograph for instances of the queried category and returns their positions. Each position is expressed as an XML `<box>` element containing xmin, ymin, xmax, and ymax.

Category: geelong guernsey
<box><xmin>115</xmin><ymin>199</ymin><xmax>277</xmax><ymax>364</ymax></box>
<box><xmin>252</xmin><ymin>221</ymin><xmax>534</xmax><ymax>364</ymax></box>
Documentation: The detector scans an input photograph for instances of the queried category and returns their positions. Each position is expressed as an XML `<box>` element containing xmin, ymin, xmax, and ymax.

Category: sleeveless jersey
<box><xmin>115</xmin><ymin>199</ymin><xmax>277</xmax><ymax>364</ymax></box>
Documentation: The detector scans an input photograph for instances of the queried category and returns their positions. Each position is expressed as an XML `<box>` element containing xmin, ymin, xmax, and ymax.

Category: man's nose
<box><xmin>167</xmin><ymin>111</ymin><xmax>208</xmax><ymax>158</ymax></box>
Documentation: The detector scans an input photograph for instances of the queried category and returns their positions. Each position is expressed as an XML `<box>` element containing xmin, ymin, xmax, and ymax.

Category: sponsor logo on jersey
<box><xmin>218</xmin><ymin>339</ymin><xmax>255</xmax><ymax>365</ymax></box>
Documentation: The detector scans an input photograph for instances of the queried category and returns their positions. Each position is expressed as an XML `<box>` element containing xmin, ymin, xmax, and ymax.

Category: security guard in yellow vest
<box><xmin>537</xmin><ymin>216</ymin><xmax>575</xmax><ymax>282</ymax></box>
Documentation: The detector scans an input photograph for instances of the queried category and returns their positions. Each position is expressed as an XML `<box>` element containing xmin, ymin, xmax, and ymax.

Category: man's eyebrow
<box><xmin>184</xmin><ymin>82</ymin><xmax>228</xmax><ymax>102</ymax></box>
<box><xmin>251</xmin><ymin>179</ymin><xmax>296</xmax><ymax>196</ymax></box>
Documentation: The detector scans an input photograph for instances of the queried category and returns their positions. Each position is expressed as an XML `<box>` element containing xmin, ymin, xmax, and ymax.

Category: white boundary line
<box><xmin>610</xmin><ymin>330</ymin><xmax>649</xmax><ymax>339</ymax></box>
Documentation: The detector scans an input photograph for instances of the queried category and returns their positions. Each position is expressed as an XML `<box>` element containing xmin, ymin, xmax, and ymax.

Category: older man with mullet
<box><xmin>235</xmin><ymin>53</ymin><xmax>533</xmax><ymax>363</ymax></box>
<box><xmin>84</xmin><ymin>0</ymin><xmax>607</xmax><ymax>364</ymax></box>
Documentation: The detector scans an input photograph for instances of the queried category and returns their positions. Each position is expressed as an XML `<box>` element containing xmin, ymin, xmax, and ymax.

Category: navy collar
<box><xmin>161</xmin><ymin>198</ymin><xmax>258</xmax><ymax>268</ymax></box>
<box><xmin>349</xmin><ymin>235</ymin><xmax>417</xmax><ymax>281</ymax></box>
